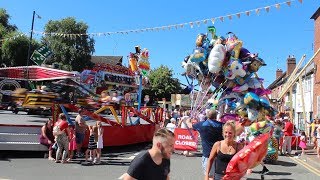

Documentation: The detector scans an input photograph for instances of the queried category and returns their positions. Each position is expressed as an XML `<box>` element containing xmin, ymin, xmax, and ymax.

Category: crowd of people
<box><xmin>39</xmin><ymin>106</ymin><xmax>320</xmax><ymax>179</ymax></box>
<box><xmin>124</xmin><ymin>107</ymin><xmax>319</xmax><ymax>180</ymax></box>
<box><xmin>40</xmin><ymin>110</ymin><xmax>104</xmax><ymax>165</ymax></box>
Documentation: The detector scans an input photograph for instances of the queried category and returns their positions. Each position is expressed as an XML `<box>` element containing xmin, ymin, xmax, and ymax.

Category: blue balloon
<box><xmin>260</xmin><ymin>97</ymin><xmax>270</xmax><ymax>108</ymax></box>
<box><xmin>244</xmin><ymin>92</ymin><xmax>260</xmax><ymax>107</ymax></box>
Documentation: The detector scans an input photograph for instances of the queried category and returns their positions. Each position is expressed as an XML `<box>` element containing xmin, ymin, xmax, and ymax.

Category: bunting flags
<box><xmin>30</xmin><ymin>46</ymin><xmax>53</xmax><ymax>65</ymax></box>
<box><xmin>0</xmin><ymin>0</ymin><xmax>303</xmax><ymax>42</ymax></box>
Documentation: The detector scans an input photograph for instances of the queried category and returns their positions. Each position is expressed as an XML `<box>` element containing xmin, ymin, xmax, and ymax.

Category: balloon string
<box><xmin>192</xmin><ymin>76</ymin><xmax>212</xmax><ymax>118</ymax></box>
<box><xmin>191</xmin><ymin>76</ymin><xmax>206</xmax><ymax>117</ymax></box>
<box><xmin>192</xmin><ymin>74</ymin><xmax>220</xmax><ymax>117</ymax></box>
<box><xmin>190</xmin><ymin>85</ymin><xmax>195</xmax><ymax>113</ymax></box>
<box><xmin>193</xmin><ymin>86</ymin><xmax>211</xmax><ymax>118</ymax></box>
<box><xmin>198</xmin><ymin>81</ymin><xmax>229</xmax><ymax>116</ymax></box>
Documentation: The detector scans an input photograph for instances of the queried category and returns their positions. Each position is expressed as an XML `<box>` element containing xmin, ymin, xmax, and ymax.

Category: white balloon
<box><xmin>208</xmin><ymin>44</ymin><xmax>226</xmax><ymax>74</ymax></box>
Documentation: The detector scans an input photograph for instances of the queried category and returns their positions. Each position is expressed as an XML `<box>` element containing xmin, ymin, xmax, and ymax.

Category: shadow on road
<box><xmin>275</xmin><ymin>160</ymin><xmax>297</xmax><ymax>167</ymax></box>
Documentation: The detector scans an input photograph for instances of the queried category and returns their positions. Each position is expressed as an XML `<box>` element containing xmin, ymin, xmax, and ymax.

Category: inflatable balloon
<box><xmin>208</xmin><ymin>44</ymin><xmax>226</xmax><ymax>74</ymax></box>
<box><xmin>219</xmin><ymin>113</ymin><xmax>239</xmax><ymax>123</ymax></box>
<box><xmin>264</xmin><ymin>137</ymin><xmax>278</xmax><ymax>163</ymax></box>
<box><xmin>224</xmin><ymin>60</ymin><xmax>247</xmax><ymax>80</ymax></box>
<box><xmin>138</xmin><ymin>48</ymin><xmax>150</xmax><ymax>77</ymax></box>
<box><xmin>260</xmin><ymin>97</ymin><xmax>271</xmax><ymax>108</ymax></box>
<box><xmin>226</xmin><ymin>32</ymin><xmax>243</xmax><ymax>59</ymax></box>
<box><xmin>239</xmin><ymin>47</ymin><xmax>251</xmax><ymax>60</ymax></box>
<box><xmin>232</xmin><ymin>77</ymin><xmax>262</xmax><ymax>92</ymax></box>
<box><xmin>225</xmin><ymin>133</ymin><xmax>269</xmax><ymax>179</ymax></box>
<box><xmin>247</xmin><ymin>108</ymin><xmax>259</xmax><ymax>122</ymax></box>
<box><xmin>189</xmin><ymin>47</ymin><xmax>207</xmax><ymax>63</ymax></box>
<box><xmin>248</xmin><ymin>56</ymin><xmax>266</xmax><ymax>72</ymax></box>
<box><xmin>129</xmin><ymin>53</ymin><xmax>138</xmax><ymax>73</ymax></box>
<box><xmin>244</xmin><ymin>92</ymin><xmax>260</xmax><ymax>107</ymax></box>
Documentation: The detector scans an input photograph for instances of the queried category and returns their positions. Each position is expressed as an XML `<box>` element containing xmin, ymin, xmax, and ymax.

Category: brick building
<box><xmin>311</xmin><ymin>8</ymin><xmax>320</xmax><ymax>117</ymax></box>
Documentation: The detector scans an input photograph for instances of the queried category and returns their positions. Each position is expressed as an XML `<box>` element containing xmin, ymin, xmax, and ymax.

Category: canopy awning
<box><xmin>0</xmin><ymin>66</ymin><xmax>79</xmax><ymax>81</ymax></box>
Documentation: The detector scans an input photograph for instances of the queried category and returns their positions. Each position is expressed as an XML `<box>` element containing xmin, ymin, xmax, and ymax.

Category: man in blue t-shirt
<box><xmin>187</xmin><ymin>110</ymin><xmax>224</xmax><ymax>180</ymax></box>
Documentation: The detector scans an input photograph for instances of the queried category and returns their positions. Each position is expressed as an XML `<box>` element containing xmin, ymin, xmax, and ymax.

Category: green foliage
<box><xmin>143</xmin><ymin>65</ymin><xmax>182</xmax><ymax>100</ymax></box>
<box><xmin>42</xmin><ymin>17</ymin><xmax>95</xmax><ymax>71</ymax></box>
<box><xmin>1</xmin><ymin>32</ymin><xmax>40</xmax><ymax>66</ymax></box>
<box><xmin>0</xmin><ymin>8</ymin><xmax>17</xmax><ymax>65</ymax></box>
<box><xmin>0</xmin><ymin>8</ymin><xmax>17</xmax><ymax>34</ymax></box>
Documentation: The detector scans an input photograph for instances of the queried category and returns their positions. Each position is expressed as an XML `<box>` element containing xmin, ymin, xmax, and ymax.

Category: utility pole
<box><xmin>26</xmin><ymin>11</ymin><xmax>35</xmax><ymax>87</ymax></box>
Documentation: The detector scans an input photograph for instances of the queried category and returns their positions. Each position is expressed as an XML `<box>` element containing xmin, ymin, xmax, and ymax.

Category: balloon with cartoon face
<box><xmin>248</xmin><ymin>56</ymin><xmax>266</xmax><ymax>72</ymax></box>
<box><xmin>224</xmin><ymin>60</ymin><xmax>247</xmax><ymax>80</ymax></box>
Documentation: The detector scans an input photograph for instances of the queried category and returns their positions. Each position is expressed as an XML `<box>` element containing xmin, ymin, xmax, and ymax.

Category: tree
<box><xmin>42</xmin><ymin>17</ymin><xmax>95</xmax><ymax>71</ymax></box>
<box><xmin>0</xmin><ymin>8</ymin><xmax>17</xmax><ymax>65</ymax></box>
<box><xmin>1</xmin><ymin>32</ymin><xmax>40</xmax><ymax>66</ymax></box>
<box><xmin>143</xmin><ymin>65</ymin><xmax>182</xmax><ymax>102</ymax></box>
<box><xmin>0</xmin><ymin>8</ymin><xmax>17</xmax><ymax>36</ymax></box>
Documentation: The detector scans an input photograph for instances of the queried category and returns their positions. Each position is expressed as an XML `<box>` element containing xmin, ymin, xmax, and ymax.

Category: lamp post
<box><xmin>26</xmin><ymin>11</ymin><xmax>35</xmax><ymax>86</ymax></box>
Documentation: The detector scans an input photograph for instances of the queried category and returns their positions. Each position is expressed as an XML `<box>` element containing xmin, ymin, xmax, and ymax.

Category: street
<box><xmin>1</xmin><ymin>143</ymin><xmax>320</xmax><ymax>180</ymax></box>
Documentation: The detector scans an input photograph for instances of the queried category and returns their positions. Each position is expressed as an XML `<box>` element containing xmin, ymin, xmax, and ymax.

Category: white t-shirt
<box><xmin>166</xmin><ymin>123</ymin><xmax>176</xmax><ymax>133</ymax></box>
<box><xmin>180</xmin><ymin>116</ymin><xmax>189</xmax><ymax>129</ymax></box>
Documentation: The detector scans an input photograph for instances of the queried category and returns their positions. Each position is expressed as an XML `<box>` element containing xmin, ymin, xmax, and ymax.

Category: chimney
<box><xmin>286</xmin><ymin>55</ymin><xmax>296</xmax><ymax>77</ymax></box>
<box><xmin>276</xmin><ymin>69</ymin><xmax>283</xmax><ymax>79</ymax></box>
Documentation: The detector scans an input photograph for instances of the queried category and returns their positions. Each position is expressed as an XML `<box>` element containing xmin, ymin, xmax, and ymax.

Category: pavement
<box><xmin>1</xmin><ymin>144</ymin><xmax>320</xmax><ymax>180</ymax></box>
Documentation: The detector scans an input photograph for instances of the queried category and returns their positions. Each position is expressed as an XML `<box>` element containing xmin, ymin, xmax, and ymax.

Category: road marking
<box><xmin>118</xmin><ymin>173</ymin><xmax>127</xmax><ymax>179</ymax></box>
<box><xmin>290</xmin><ymin>157</ymin><xmax>320</xmax><ymax>176</ymax></box>
<box><xmin>128</xmin><ymin>156</ymin><xmax>135</xmax><ymax>160</ymax></box>
<box><xmin>134</xmin><ymin>152</ymin><xmax>139</xmax><ymax>155</ymax></box>
<box><xmin>107</xmin><ymin>156</ymin><xmax>135</xmax><ymax>160</ymax></box>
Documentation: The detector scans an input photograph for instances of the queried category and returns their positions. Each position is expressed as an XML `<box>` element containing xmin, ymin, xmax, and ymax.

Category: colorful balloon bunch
<box><xmin>181</xmin><ymin>26</ymin><xmax>277</xmax><ymax>123</ymax></box>
<box><xmin>182</xmin><ymin>27</ymin><xmax>279</xmax><ymax>178</ymax></box>
<box><xmin>129</xmin><ymin>46</ymin><xmax>151</xmax><ymax>85</ymax></box>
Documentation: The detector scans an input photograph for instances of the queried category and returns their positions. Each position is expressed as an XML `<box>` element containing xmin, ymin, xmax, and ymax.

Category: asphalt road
<box><xmin>1</xmin><ymin>143</ymin><xmax>319</xmax><ymax>180</ymax></box>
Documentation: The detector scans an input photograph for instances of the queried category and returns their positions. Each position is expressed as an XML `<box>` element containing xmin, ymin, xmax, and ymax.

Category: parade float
<box><xmin>0</xmin><ymin>46</ymin><xmax>163</xmax><ymax>150</ymax></box>
<box><xmin>178</xmin><ymin>26</ymin><xmax>278</xmax><ymax>179</ymax></box>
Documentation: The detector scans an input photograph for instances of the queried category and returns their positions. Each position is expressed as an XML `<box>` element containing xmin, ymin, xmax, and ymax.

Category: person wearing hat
<box><xmin>166</xmin><ymin>118</ymin><xmax>177</xmax><ymax>133</ymax></box>
<box><xmin>282</xmin><ymin>116</ymin><xmax>293</xmax><ymax>155</ymax></box>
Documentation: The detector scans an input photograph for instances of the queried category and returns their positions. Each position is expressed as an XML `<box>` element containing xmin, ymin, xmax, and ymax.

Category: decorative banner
<box><xmin>174</xmin><ymin>128</ymin><xmax>199</xmax><ymax>151</ymax></box>
<box><xmin>0</xmin><ymin>0</ymin><xmax>303</xmax><ymax>43</ymax></box>
<box><xmin>19</xmin><ymin>0</ymin><xmax>301</xmax><ymax>39</ymax></box>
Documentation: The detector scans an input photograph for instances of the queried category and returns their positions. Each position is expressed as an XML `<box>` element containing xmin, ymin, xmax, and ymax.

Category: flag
<box><xmin>30</xmin><ymin>46</ymin><xmax>53</xmax><ymax>65</ymax></box>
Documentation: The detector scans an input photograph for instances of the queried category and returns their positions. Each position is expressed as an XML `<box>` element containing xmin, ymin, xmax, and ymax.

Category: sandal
<box><xmin>48</xmin><ymin>157</ymin><xmax>55</xmax><ymax>161</ymax></box>
<box><xmin>55</xmin><ymin>160</ymin><xmax>60</xmax><ymax>163</ymax></box>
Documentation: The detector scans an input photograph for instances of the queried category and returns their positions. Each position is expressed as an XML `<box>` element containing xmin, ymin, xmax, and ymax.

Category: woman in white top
<box><xmin>166</xmin><ymin>118</ymin><xmax>177</xmax><ymax>133</ymax></box>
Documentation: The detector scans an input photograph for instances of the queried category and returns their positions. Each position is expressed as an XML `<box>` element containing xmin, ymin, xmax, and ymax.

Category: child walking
<box><xmin>85</xmin><ymin>125</ymin><xmax>98</xmax><ymax>163</ymax></box>
<box><xmin>299</xmin><ymin>131</ymin><xmax>307</xmax><ymax>161</ymax></box>
<box><xmin>95</xmin><ymin>121</ymin><xmax>104</xmax><ymax>164</ymax></box>
<box><xmin>67</xmin><ymin>125</ymin><xmax>76</xmax><ymax>162</ymax></box>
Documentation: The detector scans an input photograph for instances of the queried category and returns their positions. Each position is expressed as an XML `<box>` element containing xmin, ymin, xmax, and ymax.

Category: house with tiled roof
<box><xmin>268</xmin><ymin>56</ymin><xmax>314</xmax><ymax>131</ymax></box>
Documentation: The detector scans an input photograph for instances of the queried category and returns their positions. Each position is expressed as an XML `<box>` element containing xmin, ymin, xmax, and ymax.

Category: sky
<box><xmin>1</xmin><ymin>0</ymin><xmax>319</xmax><ymax>87</ymax></box>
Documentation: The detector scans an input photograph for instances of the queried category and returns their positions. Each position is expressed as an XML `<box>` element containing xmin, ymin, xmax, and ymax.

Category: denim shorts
<box><xmin>201</xmin><ymin>156</ymin><xmax>215</xmax><ymax>176</ymax></box>
<box><xmin>75</xmin><ymin>132</ymin><xmax>85</xmax><ymax>144</ymax></box>
<box><xmin>214</xmin><ymin>173</ymin><xmax>224</xmax><ymax>180</ymax></box>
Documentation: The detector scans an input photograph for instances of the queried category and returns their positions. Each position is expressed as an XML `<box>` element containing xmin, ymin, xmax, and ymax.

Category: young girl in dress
<box><xmin>85</xmin><ymin>125</ymin><xmax>98</xmax><ymax>163</ymax></box>
<box><xmin>95</xmin><ymin>121</ymin><xmax>104</xmax><ymax>164</ymax></box>
<box><xmin>299</xmin><ymin>131</ymin><xmax>307</xmax><ymax>156</ymax></box>
<box><xmin>67</xmin><ymin>125</ymin><xmax>76</xmax><ymax>162</ymax></box>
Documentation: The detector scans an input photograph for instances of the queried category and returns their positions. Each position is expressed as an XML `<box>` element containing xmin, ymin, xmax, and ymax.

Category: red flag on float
<box><xmin>174</xmin><ymin>128</ymin><xmax>199</xmax><ymax>151</ymax></box>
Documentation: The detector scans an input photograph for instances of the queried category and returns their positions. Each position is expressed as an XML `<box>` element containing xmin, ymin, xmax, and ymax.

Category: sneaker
<box><xmin>88</xmin><ymin>157</ymin><xmax>93</xmax><ymax>162</ymax></box>
<box><xmin>261</xmin><ymin>166</ymin><xmax>269</xmax><ymax>175</ymax></box>
<box><xmin>76</xmin><ymin>152</ymin><xmax>84</xmax><ymax>158</ymax></box>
